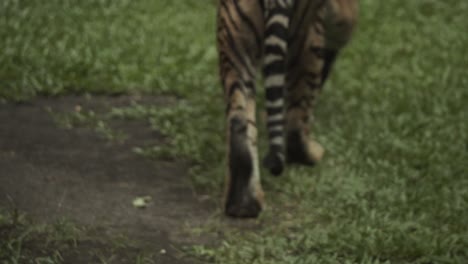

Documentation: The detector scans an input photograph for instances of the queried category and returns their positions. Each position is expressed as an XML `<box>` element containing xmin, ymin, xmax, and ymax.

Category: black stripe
<box><xmin>264</xmin><ymin>44</ymin><xmax>286</xmax><ymax>56</ymax></box>
<box><xmin>290</xmin><ymin>0</ymin><xmax>313</xmax><ymax>41</ymax></box>
<box><xmin>266</xmin><ymin>7</ymin><xmax>290</xmax><ymax>18</ymax></box>
<box><xmin>266</xmin><ymin>106</ymin><xmax>283</xmax><ymax>116</ymax></box>
<box><xmin>263</xmin><ymin>60</ymin><xmax>285</xmax><ymax>76</ymax></box>
<box><xmin>266</xmin><ymin>86</ymin><xmax>283</xmax><ymax>101</ymax></box>
<box><xmin>267</xmin><ymin>119</ymin><xmax>285</xmax><ymax>127</ymax></box>
<box><xmin>268</xmin><ymin>130</ymin><xmax>284</xmax><ymax>139</ymax></box>
<box><xmin>219</xmin><ymin>51</ymin><xmax>246</xmax><ymax>89</ymax></box>
<box><xmin>228</xmin><ymin>81</ymin><xmax>244</xmax><ymax>97</ymax></box>
<box><xmin>287</xmin><ymin>99</ymin><xmax>304</xmax><ymax>110</ymax></box>
<box><xmin>322</xmin><ymin>49</ymin><xmax>338</xmax><ymax>85</ymax></box>
<box><xmin>305</xmin><ymin>78</ymin><xmax>320</xmax><ymax>90</ymax></box>
<box><xmin>245</xmin><ymin>80</ymin><xmax>256</xmax><ymax>94</ymax></box>
<box><xmin>313</xmin><ymin>21</ymin><xmax>324</xmax><ymax>35</ymax></box>
<box><xmin>221</xmin><ymin>2</ymin><xmax>239</xmax><ymax>31</ymax></box>
<box><xmin>305</xmin><ymin>71</ymin><xmax>319</xmax><ymax>80</ymax></box>
<box><xmin>287</xmin><ymin>32</ymin><xmax>307</xmax><ymax>69</ymax></box>
<box><xmin>225</xmin><ymin>80</ymin><xmax>255</xmax><ymax>115</ymax></box>
<box><xmin>223</xmin><ymin>18</ymin><xmax>255</xmax><ymax>79</ymax></box>
<box><xmin>265</xmin><ymin>22</ymin><xmax>289</xmax><ymax>39</ymax></box>
<box><xmin>269</xmin><ymin>143</ymin><xmax>283</xmax><ymax>152</ymax></box>
<box><xmin>309</xmin><ymin>46</ymin><xmax>324</xmax><ymax>58</ymax></box>
<box><xmin>259</xmin><ymin>0</ymin><xmax>265</xmax><ymax>13</ymax></box>
<box><xmin>233</xmin><ymin>1</ymin><xmax>263</xmax><ymax>57</ymax></box>
<box><xmin>219</xmin><ymin>19</ymin><xmax>249</xmax><ymax>80</ymax></box>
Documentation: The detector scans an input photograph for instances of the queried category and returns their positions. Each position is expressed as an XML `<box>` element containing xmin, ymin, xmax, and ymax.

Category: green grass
<box><xmin>0</xmin><ymin>209</ymin><xmax>158</xmax><ymax>263</ymax></box>
<box><xmin>1</xmin><ymin>0</ymin><xmax>468</xmax><ymax>263</ymax></box>
<box><xmin>0</xmin><ymin>0</ymin><xmax>217</xmax><ymax>100</ymax></box>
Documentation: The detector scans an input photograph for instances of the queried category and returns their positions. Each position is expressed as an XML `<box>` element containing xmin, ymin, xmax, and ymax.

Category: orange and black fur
<box><xmin>217</xmin><ymin>0</ymin><xmax>358</xmax><ymax>217</ymax></box>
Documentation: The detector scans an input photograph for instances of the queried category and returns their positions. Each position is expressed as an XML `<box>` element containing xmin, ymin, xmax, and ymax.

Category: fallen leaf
<box><xmin>132</xmin><ymin>196</ymin><xmax>152</xmax><ymax>208</ymax></box>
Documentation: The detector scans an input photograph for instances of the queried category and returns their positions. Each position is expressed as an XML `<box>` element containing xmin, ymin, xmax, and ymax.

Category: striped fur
<box><xmin>218</xmin><ymin>0</ymin><xmax>358</xmax><ymax>217</ymax></box>
<box><xmin>262</xmin><ymin>0</ymin><xmax>292</xmax><ymax>175</ymax></box>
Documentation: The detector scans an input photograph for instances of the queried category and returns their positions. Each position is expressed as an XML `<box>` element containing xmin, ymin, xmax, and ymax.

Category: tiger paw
<box><xmin>225</xmin><ymin>196</ymin><xmax>263</xmax><ymax>218</ymax></box>
<box><xmin>225</xmin><ymin>187</ymin><xmax>264</xmax><ymax>218</ymax></box>
<box><xmin>263</xmin><ymin>150</ymin><xmax>285</xmax><ymax>176</ymax></box>
<box><xmin>286</xmin><ymin>130</ymin><xmax>324</xmax><ymax>166</ymax></box>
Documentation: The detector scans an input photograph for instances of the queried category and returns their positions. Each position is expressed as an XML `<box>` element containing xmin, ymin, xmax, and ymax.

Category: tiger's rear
<box><xmin>217</xmin><ymin>0</ymin><xmax>358</xmax><ymax>217</ymax></box>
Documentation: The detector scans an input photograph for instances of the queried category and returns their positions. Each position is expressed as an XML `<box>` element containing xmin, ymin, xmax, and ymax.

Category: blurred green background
<box><xmin>1</xmin><ymin>0</ymin><xmax>467</xmax><ymax>263</ymax></box>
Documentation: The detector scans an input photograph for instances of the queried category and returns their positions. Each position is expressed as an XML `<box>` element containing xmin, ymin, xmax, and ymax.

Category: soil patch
<box><xmin>0</xmin><ymin>96</ymin><xmax>217</xmax><ymax>263</ymax></box>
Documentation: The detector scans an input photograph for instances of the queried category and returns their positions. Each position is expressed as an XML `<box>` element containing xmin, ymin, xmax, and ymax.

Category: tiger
<box><xmin>217</xmin><ymin>0</ymin><xmax>358</xmax><ymax>217</ymax></box>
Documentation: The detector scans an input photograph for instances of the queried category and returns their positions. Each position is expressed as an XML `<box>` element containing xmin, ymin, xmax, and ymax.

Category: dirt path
<box><xmin>0</xmin><ymin>96</ymin><xmax>216</xmax><ymax>263</ymax></box>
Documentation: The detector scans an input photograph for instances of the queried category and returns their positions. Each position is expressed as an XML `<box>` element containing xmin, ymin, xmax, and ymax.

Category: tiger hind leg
<box><xmin>218</xmin><ymin>0</ymin><xmax>264</xmax><ymax>217</ymax></box>
<box><xmin>285</xmin><ymin>48</ymin><xmax>335</xmax><ymax>165</ymax></box>
<box><xmin>285</xmin><ymin>0</ymin><xmax>357</xmax><ymax>166</ymax></box>
<box><xmin>285</xmin><ymin>6</ymin><xmax>328</xmax><ymax>166</ymax></box>
<box><xmin>225</xmin><ymin>94</ymin><xmax>264</xmax><ymax>217</ymax></box>
<box><xmin>222</xmin><ymin>61</ymin><xmax>264</xmax><ymax>219</ymax></box>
